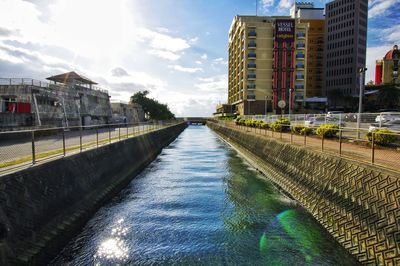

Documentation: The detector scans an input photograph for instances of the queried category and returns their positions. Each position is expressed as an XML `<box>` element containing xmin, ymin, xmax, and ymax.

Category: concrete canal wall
<box><xmin>209</xmin><ymin>122</ymin><xmax>400</xmax><ymax>265</ymax></box>
<box><xmin>0</xmin><ymin>123</ymin><xmax>187</xmax><ymax>265</ymax></box>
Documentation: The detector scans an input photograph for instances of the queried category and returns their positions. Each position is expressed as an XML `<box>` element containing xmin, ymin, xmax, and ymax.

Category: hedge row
<box><xmin>234</xmin><ymin>117</ymin><xmax>398</xmax><ymax>146</ymax></box>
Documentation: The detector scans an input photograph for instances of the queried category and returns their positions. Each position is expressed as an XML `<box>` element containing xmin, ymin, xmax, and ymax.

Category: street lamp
<box><xmin>264</xmin><ymin>96</ymin><xmax>268</xmax><ymax>116</ymax></box>
<box><xmin>357</xmin><ymin>67</ymin><xmax>367</xmax><ymax>139</ymax></box>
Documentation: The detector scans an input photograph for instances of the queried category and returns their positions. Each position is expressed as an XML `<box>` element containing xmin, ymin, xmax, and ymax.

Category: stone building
<box><xmin>0</xmin><ymin>72</ymin><xmax>112</xmax><ymax>129</ymax></box>
<box><xmin>110</xmin><ymin>101</ymin><xmax>145</xmax><ymax>123</ymax></box>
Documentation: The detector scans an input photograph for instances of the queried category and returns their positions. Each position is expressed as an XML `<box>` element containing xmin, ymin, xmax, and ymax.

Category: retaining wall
<box><xmin>0</xmin><ymin>123</ymin><xmax>187</xmax><ymax>265</ymax></box>
<box><xmin>209</xmin><ymin>122</ymin><xmax>400</xmax><ymax>265</ymax></box>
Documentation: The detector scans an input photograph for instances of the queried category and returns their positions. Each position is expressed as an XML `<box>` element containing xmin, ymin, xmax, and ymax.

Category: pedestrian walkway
<box><xmin>215</xmin><ymin>121</ymin><xmax>400</xmax><ymax>172</ymax></box>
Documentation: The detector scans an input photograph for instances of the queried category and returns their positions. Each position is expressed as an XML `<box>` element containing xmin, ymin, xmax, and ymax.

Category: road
<box><xmin>0</xmin><ymin>124</ymin><xmax>156</xmax><ymax>169</ymax></box>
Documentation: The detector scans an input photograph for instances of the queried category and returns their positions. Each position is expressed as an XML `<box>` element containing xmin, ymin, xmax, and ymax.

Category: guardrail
<box><xmin>0</xmin><ymin>121</ymin><xmax>179</xmax><ymax>173</ymax></box>
<box><xmin>211</xmin><ymin>119</ymin><xmax>400</xmax><ymax>172</ymax></box>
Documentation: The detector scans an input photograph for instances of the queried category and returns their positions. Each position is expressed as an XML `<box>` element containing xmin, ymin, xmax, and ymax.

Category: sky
<box><xmin>0</xmin><ymin>0</ymin><xmax>399</xmax><ymax>117</ymax></box>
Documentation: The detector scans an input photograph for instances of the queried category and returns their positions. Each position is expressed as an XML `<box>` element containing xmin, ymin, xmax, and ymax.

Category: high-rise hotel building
<box><xmin>325</xmin><ymin>0</ymin><xmax>368</xmax><ymax>108</ymax></box>
<box><xmin>228</xmin><ymin>3</ymin><xmax>325</xmax><ymax>115</ymax></box>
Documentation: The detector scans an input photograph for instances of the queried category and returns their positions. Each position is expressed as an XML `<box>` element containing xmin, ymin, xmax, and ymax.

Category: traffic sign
<box><xmin>278</xmin><ymin>100</ymin><xmax>286</xmax><ymax>109</ymax></box>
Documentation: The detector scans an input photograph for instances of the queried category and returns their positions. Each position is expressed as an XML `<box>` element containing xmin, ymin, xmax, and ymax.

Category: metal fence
<box><xmin>211</xmin><ymin>120</ymin><xmax>400</xmax><ymax>172</ymax></box>
<box><xmin>0</xmin><ymin>121</ymin><xmax>177</xmax><ymax>173</ymax></box>
<box><xmin>0</xmin><ymin>78</ymin><xmax>109</xmax><ymax>94</ymax></box>
<box><xmin>243</xmin><ymin>112</ymin><xmax>400</xmax><ymax>131</ymax></box>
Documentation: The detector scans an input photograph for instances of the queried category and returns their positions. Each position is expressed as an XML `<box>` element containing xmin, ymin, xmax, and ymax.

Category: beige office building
<box><xmin>228</xmin><ymin>16</ymin><xmax>274</xmax><ymax>116</ymax></box>
<box><xmin>228</xmin><ymin>3</ymin><xmax>325</xmax><ymax>116</ymax></box>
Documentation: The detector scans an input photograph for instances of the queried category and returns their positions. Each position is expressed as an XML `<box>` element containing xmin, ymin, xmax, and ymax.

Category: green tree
<box><xmin>130</xmin><ymin>90</ymin><xmax>175</xmax><ymax>120</ymax></box>
<box><xmin>377</xmin><ymin>85</ymin><xmax>400</xmax><ymax>110</ymax></box>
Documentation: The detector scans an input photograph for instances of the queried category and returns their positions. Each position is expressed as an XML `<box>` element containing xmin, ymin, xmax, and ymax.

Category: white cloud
<box><xmin>137</xmin><ymin>28</ymin><xmax>191</xmax><ymax>53</ymax></box>
<box><xmin>260</xmin><ymin>0</ymin><xmax>274</xmax><ymax>10</ymax></box>
<box><xmin>368</xmin><ymin>0</ymin><xmax>399</xmax><ymax>18</ymax></box>
<box><xmin>195</xmin><ymin>61</ymin><xmax>202</xmax><ymax>65</ymax></box>
<box><xmin>381</xmin><ymin>25</ymin><xmax>400</xmax><ymax>43</ymax></box>
<box><xmin>189</xmin><ymin>36</ymin><xmax>199</xmax><ymax>44</ymax></box>
<box><xmin>195</xmin><ymin>74</ymin><xmax>227</xmax><ymax>92</ymax></box>
<box><xmin>136</xmin><ymin>28</ymin><xmax>193</xmax><ymax>61</ymax></box>
<box><xmin>201</xmin><ymin>53</ymin><xmax>208</xmax><ymax>60</ymax></box>
<box><xmin>213</xmin><ymin>57</ymin><xmax>228</xmax><ymax>65</ymax></box>
<box><xmin>147</xmin><ymin>49</ymin><xmax>181</xmax><ymax>61</ymax></box>
<box><xmin>278</xmin><ymin>0</ymin><xmax>293</xmax><ymax>9</ymax></box>
<box><xmin>168</xmin><ymin>65</ymin><xmax>203</xmax><ymax>73</ymax></box>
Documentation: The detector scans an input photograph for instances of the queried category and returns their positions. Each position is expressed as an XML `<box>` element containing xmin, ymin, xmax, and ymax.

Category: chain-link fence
<box><xmin>212</xmin><ymin>119</ymin><xmax>400</xmax><ymax>172</ymax></box>
<box><xmin>0</xmin><ymin>121</ymin><xmax>177</xmax><ymax>173</ymax></box>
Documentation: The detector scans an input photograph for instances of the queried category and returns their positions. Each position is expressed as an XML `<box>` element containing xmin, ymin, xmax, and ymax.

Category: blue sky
<box><xmin>0</xmin><ymin>0</ymin><xmax>399</xmax><ymax>116</ymax></box>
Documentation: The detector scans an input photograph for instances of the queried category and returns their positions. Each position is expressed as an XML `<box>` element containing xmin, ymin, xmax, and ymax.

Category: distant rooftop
<box><xmin>46</xmin><ymin>71</ymin><xmax>98</xmax><ymax>85</ymax></box>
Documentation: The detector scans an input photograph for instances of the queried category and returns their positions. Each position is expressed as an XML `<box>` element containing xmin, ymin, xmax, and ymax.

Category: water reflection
<box><xmin>52</xmin><ymin>126</ymin><xmax>359</xmax><ymax>265</ymax></box>
<box><xmin>94</xmin><ymin>218</ymin><xmax>129</xmax><ymax>263</ymax></box>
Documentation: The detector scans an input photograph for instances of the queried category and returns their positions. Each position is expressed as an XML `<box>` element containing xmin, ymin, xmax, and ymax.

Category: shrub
<box><xmin>366</xmin><ymin>129</ymin><xmax>397</xmax><ymax>146</ymax></box>
<box><xmin>316</xmin><ymin>124</ymin><xmax>339</xmax><ymax>138</ymax></box>
<box><xmin>245</xmin><ymin>119</ymin><xmax>256</xmax><ymax>127</ymax></box>
<box><xmin>271</xmin><ymin>118</ymin><xmax>290</xmax><ymax>132</ymax></box>
<box><xmin>235</xmin><ymin>117</ymin><xmax>240</xmax><ymax>124</ymax></box>
<box><xmin>260</xmin><ymin>121</ymin><xmax>270</xmax><ymax>129</ymax></box>
<box><xmin>292</xmin><ymin>125</ymin><xmax>313</xmax><ymax>135</ymax></box>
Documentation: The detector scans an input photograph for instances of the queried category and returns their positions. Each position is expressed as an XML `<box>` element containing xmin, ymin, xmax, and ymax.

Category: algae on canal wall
<box><xmin>208</xmin><ymin>122</ymin><xmax>400</xmax><ymax>265</ymax></box>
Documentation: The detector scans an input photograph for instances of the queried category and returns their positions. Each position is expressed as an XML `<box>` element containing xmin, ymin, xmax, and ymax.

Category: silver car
<box><xmin>369</xmin><ymin>120</ymin><xmax>400</xmax><ymax>132</ymax></box>
<box><xmin>375</xmin><ymin>112</ymin><xmax>400</xmax><ymax>123</ymax></box>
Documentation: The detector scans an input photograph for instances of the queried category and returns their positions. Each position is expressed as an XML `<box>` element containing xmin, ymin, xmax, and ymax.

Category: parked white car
<box><xmin>304</xmin><ymin>117</ymin><xmax>345</xmax><ymax>127</ymax></box>
<box><xmin>374</xmin><ymin>112</ymin><xmax>400</xmax><ymax>123</ymax></box>
<box><xmin>369</xmin><ymin>120</ymin><xmax>400</xmax><ymax>132</ymax></box>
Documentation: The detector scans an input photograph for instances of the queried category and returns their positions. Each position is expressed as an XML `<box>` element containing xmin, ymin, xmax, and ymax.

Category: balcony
<box><xmin>247</xmin><ymin>84</ymin><xmax>256</xmax><ymax>90</ymax></box>
<box><xmin>248</xmin><ymin>53</ymin><xmax>256</xmax><ymax>59</ymax></box>
<box><xmin>296</xmin><ymin>43</ymin><xmax>305</xmax><ymax>49</ymax></box>
<box><xmin>247</xmin><ymin>63</ymin><xmax>256</xmax><ymax>69</ymax></box>
<box><xmin>296</xmin><ymin>32</ymin><xmax>306</xmax><ymax>39</ymax></box>
<box><xmin>248</xmin><ymin>31</ymin><xmax>257</xmax><ymax>38</ymax></box>
<box><xmin>296</xmin><ymin>64</ymin><xmax>305</xmax><ymax>69</ymax></box>
<box><xmin>248</xmin><ymin>42</ymin><xmax>257</xmax><ymax>49</ymax></box>
<box><xmin>295</xmin><ymin>85</ymin><xmax>304</xmax><ymax>90</ymax></box>
<box><xmin>247</xmin><ymin>74</ymin><xmax>256</xmax><ymax>79</ymax></box>
<box><xmin>296</xmin><ymin>54</ymin><xmax>305</xmax><ymax>60</ymax></box>
<box><xmin>296</xmin><ymin>75</ymin><xmax>305</xmax><ymax>80</ymax></box>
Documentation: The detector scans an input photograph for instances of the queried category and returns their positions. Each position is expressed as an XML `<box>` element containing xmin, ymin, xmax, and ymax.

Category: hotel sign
<box><xmin>275</xmin><ymin>19</ymin><xmax>295</xmax><ymax>42</ymax></box>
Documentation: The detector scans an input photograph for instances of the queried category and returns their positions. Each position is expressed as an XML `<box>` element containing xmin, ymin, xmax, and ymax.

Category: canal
<box><xmin>51</xmin><ymin>125</ymin><xmax>358</xmax><ymax>265</ymax></box>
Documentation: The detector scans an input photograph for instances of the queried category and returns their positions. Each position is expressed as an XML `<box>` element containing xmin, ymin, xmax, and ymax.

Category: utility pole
<box><xmin>357</xmin><ymin>67</ymin><xmax>367</xmax><ymax>139</ymax></box>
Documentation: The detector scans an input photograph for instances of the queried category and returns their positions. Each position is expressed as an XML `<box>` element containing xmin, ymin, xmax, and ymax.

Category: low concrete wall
<box><xmin>209</xmin><ymin>122</ymin><xmax>400</xmax><ymax>265</ymax></box>
<box><xmin>0</xmin><ymin>123</ymin><xmax>186</xmax><ymax>265</ymax></box>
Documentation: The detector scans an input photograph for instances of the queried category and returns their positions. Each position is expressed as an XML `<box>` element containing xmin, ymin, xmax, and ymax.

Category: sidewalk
<box><xmin>219</xmin><ymin>121</ymin><xmax>400</xmax><ymax>172</ymax></box>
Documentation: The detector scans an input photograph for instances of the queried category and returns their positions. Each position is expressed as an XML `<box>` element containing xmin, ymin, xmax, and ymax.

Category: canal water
<box><xmin>51</xmin><ymin>125</ymin><xmax>358</xmax><ymax>265</ymax></box>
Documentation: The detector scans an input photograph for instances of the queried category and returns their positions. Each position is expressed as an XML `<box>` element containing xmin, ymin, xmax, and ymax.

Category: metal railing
<box><xmin>0</xmin><ymin>121</ymin><xmax>179</xmax><ymax>173</ymax></box>
<box><xmin>210</xmin><ymin>120</ymin><xmax>400</xmax><ymax>172</ymax></box>
<box><xmin>243</xmin><ymin>112</ymin><xmax>400</xmax><ymax>131</ymax></box>
<box><xmin>0</xmin><ymin>78</ymin><xmax>109</xmax><ymax>94</ymax></box>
